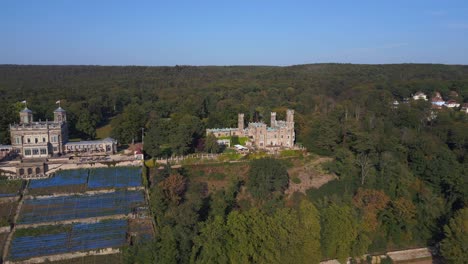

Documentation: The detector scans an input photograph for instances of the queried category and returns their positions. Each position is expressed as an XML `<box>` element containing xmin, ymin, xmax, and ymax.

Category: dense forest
<box><xmin>0</xmin><ymin>64</ymin><xmax>467</xmax><ymax>263</ymax></box>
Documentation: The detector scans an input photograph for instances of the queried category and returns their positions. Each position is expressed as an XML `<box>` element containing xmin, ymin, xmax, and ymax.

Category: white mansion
<box><xmin>9</xmin><ymin>105</ymin><xmax>117</xmax><ymax>159</ymax></box>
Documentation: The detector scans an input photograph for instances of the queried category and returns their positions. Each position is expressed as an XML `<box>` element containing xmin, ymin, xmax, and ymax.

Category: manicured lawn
<box><xmin>96</xmin><ymin>123</ymin><xmax>112</xmax><ymax>139</ymax></box>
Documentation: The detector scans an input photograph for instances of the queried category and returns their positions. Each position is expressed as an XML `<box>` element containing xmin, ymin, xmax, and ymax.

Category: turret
<box><xmin>286</xmin><ymin>109</ymin><xmax>294</xmax><ymax>123</ymax></box>
<box><xmin>19</xmin><ymin>108</ymin><xmax>33</xmax><ymax>124</ymax></box>
<box><xmin>54</xmin><ymin>107</ymin><xmax>67</xmax><ymax>123</ymax></box>
<box><xmin>270</xmin><ymin>112</ymin><xmax>276</xmax><ymax>127</ymax></box>
<box><xmin>238</xmin><ymin>113</ymin><xmax>244</xmax><ymax>131</ymax></box>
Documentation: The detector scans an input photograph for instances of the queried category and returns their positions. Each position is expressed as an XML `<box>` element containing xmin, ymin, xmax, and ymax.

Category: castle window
<box><xmin>35</xmin><ymin>138</ymin><xmax>38</xmax><ymax>143</ymax></box>
<box><xmin>27</xmin><ymin>138</ymin><xmax>31</xmax><ymax>143</ymax></box>
<box><xmin>32</xmin><ymin>149</ymin><xmax>39</xmax><ymax>155</ymax></box>
<box><xmin>40</xmin><ymin>148</ymin><xmax>47</xmax><ymax>155</ymax></box>
<box><xmin>43</xmin><ymin>137</ymin><xmax>46</xmax><ymax>142</ymax></box>
<box><xmin>24</xmin><ymin>149</ymin><xmax>31</xmax><ymax>156</ymax></box>
<box><xmin>15</xmin><ymin>137</ymin><xmax>21</xmax><ymax>144</ymax></box>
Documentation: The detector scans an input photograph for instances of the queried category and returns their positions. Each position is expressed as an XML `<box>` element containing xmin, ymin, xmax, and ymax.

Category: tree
<box><xmin>440</xmin><ymin>208</ymin><xmax>468</xmax><ymax>263</ymax></box>
<box><xmin>157</xmin><ymin>226</ymin><xmax>178</xmax><ymax>264</ymax></box>
<box><xmin>204</xmin><ymin>133</ymin><xmax>220</xmax><ymax>154</ymax></box>
<box><xmin>75</xmin><ymin>109</ymin><xmax>97</xmax><ymax>139</ymax></box>
<box><xmin>159</xmin><ymin>174</ymin><xmax>187</xmax><ymax>205</ymax></box>
<box><xmin>247</xmin><ymin>158</ymin><xmax>289</xmax><ymax>199</ymax></box>
<box><xmin>190</xmin><ymin>216</ymin><xmax>229</xmax><ymax>263</ymax></box>
<box><xmin>111</xmin><ymin>103</ymin><xmax>146</xmax><ymax>144</ymax></box>
<box><xmin>169</xmin><ymin>114</ymin><xmax>203</xmax><ymax>155</ymax></box>
<box><xmin>355</xmin><ymin>153</ymin><xmax>373</xmax><ymax>185</ymax></box>
<box><xmin>297</xmin><ymin>200</ymin><xmax>322</xmax><ymax>263</ymax></box>
<box><xmin>353</xmin><ymin>188</ymin><xmax>390</xmax><ymax>232</ymax></box>
<box><xmin>321</xmin><ymin>204</ymin><xmax>358</xmax><ymax>262</ymax></box>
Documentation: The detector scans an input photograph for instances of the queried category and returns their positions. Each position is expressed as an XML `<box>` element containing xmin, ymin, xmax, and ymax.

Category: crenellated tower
<box><xmin>286</xmin><ymin>109</ymin><xmax>294</xmax><ymax>127</ymax></box>
<box><xmin>238</xmin><ymin>113</ymin><xmax>244</xmax><ymax>131</ymax></box>
<box><xmin>270</xmin><ymin>112</ymin><xmax>276</xmax><ymax>127</ymax></box>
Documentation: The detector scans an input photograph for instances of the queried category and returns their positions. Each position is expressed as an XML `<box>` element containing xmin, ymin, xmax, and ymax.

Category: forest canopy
<box><xmin>0</xmin><ymin>64</ymin><xmax>467</xmax><ymax>263</ymax></box>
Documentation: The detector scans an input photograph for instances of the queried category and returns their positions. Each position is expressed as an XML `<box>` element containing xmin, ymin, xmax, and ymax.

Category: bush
<box><xmin>292</xmin><ymin>177</ymin><xmax>301</xmax><ymax>184</ymax></box>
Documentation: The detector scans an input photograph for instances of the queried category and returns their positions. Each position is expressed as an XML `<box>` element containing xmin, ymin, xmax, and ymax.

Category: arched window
<box><xmin>19</xmin><ymin>169</ymin><xmax>24</xmax><ymax>175</ymax></box>
<box><xmin>27</xmin><ymin>168</ymin><xmax>33</xmax><ymax>175</ymax></box>
<box><xmin>35</xmin><ymin>167</ymin><xmax>41</xmax><ymax>174</ymax></box>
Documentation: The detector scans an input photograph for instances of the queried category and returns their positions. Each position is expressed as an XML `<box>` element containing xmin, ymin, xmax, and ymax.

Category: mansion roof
<box><xmin>64</xmin><ymin>137</ymin><xmax>117</xmax><ymax>146</ymax></box>
<box><xmin>10</xmin><ymin>121</ymin><xmax>64</xmax><ymax>130</ymax></box>
<box><xmin>54</xmin><ymin>107</ymin><xmax>66</xmax><ymax>113</ymax></box>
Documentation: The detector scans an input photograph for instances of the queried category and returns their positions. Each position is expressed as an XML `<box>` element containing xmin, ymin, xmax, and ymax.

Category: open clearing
<box><xmin>286</xmin><ymin>157</ymin><xmax>337</xmax><ymax>195</ymax></box>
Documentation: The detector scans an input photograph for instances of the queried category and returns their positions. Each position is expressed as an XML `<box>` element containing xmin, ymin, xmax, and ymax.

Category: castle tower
<box><xmin>286</xmin><ymin>109</ymin><xmax>294</xmax><ymax>124</ymax></box>
<box><xmin>270</xmin><ymin>112</ymin><xmax>276</xmax><ymax>127</ymax></box>
<box><xmin>19</xmin><ymin>108</ymin><xmax>33</xmax><ymax>124</ymax></box>
<box><xmin>238</xmin><ymin>113</ymin><xmax>244</xmax><ymax>131</ymax></box>
<box><xmin>53</xmin><ymin>107</ymin><xmax>67</xmax><ymax>123</ymax></box>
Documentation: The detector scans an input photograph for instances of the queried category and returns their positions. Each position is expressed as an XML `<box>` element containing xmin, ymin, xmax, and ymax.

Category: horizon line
<box><xmin>1</xmin><ymin>62</ymin><xmax>468</xmax><ymax>67</ymax></box>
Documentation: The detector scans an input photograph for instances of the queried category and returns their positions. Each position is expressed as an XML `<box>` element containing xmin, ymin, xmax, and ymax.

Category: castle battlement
<box><xmin>206</xmin><ymin>109</ymin><xmax>295</xmax><ymax>149</ymax></box>
<box><xmin>10</xmin><ymin>122</ymin><xmax>64</xmax><ymax>130</ymax></box>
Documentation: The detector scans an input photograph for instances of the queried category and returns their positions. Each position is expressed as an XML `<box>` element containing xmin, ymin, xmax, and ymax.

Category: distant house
<box><xmin>460</xmin><ymin>103</ymin><xmax>468</xmax><ymax>113</ymax></box>
<box><xmin>431</xmin><ymin>97</ymin><xmax>445</xmax><ymax>106</ymax></box>
<box><xmin>412</xmin><ymin>91</ymin><xmax>428</xmax><ymax>101</ymax></box>
<box><xmin>429</xmin><ymin>92</ymin><xmax>444</xmax><ymax>110</ymax></box>
<box><xmin>445</xmin><ymin>100</ymin><xmax>460</xmax><ymax>108</ymax></box>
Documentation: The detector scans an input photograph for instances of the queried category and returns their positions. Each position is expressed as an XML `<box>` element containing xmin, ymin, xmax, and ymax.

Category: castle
<box><xmin>207</xmin><ymin>109</ymin><xmax>295</xmax><ymax>149</ymax></box>
<box><xmin>9</xmin><ymin>105</ymin><xmax>117</xmax><ymax>159</ymax></box>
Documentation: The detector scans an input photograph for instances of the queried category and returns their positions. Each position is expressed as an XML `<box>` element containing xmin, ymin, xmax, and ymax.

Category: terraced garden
<box><xmin>28</xmin><ymin>167</ymin><xmax>142</xmax><ymax>195</ymax></box>
<box><xmin>19</xmin><ymin>190</ymin><xmax>145</xmax><ymax>224</ymax></box>
<box><xmin>10</xmin><ymin>220</ymin><xmax>127</xmax><ymax>261</ymax></box>
<box><xmin>0</xmin><ymin>166</ymin><xmax>153</xmax><ymax>263</ymax></box>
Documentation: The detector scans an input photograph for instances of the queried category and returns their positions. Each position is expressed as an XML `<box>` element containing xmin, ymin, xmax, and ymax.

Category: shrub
<box><xmin>292</xmin><ymin>177</ymin><xmax>301</xmax><ymax>184</ymax></box>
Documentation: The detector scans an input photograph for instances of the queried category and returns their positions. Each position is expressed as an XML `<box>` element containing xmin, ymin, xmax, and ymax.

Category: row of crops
<box><xmin>19</xmin><ymin>190</ymin><xmax>145</xmax><ymax>224</ymax></box>
<box><xmin>10</xmin><ymin>220</ymin><xmax>127</xmax><ymax>260</ymax></box>
<box><xmin>28</xmin><ymin>167</ymin><xmax>142</xmax><ymax>189</ymax></box>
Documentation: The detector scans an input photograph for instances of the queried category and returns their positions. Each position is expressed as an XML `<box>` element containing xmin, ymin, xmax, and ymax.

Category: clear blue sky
<box><xmin>1</xmin><ymin>0</ymin><xmax>468</xmax><ymax>66</ymax></box>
